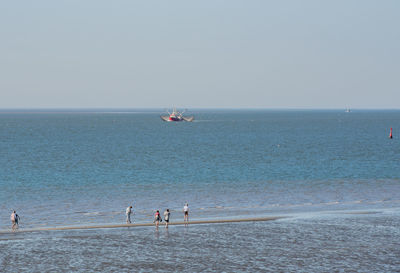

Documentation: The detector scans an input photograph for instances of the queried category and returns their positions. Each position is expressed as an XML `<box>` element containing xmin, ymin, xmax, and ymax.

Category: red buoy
<box><xmin>389</xmin><ymin>128</ymin><xmax>393</xmax><ymax>139</ymax></box>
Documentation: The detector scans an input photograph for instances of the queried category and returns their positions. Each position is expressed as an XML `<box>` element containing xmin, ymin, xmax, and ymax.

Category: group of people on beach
<box><xmin>9</xmin><ymin>203</ymin><xmax>189</xmax><ymax>231</ymax></box>
<box><xmin>126</xmin><ymin>203</ymin><xmax>189</xmax><ymax>228</ymax></box>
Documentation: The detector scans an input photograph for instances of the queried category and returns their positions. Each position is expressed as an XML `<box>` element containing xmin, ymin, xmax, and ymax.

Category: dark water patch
<box><xmin>342</xmin><ymin>211</ymin><xmax>382</xmax><ymax>215</ymax></box>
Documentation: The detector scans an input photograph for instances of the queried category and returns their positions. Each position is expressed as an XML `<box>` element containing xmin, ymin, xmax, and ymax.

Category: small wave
<box><xmin>323</xmin><ymin>201</ymin><xmax>340</xmax><ymax>206</ymax></box>
<box><xmin>111</xmin><ymin>211</ymin><xmax>123</xmax><ymax>215</ymax></box>
<box><xmin>192</xmin><ymin>120</ymin><xmax>224</xmax><ymax>123</ymax></box>
<box><xmin>82</xmin><ymin>212</ymin><xmax>103</xmax><ymax>216</ymax></box>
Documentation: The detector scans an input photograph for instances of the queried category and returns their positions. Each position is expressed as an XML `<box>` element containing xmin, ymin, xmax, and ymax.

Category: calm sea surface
<box><xmin>1</xmin><ymin>110</ymin><xmax>399</xmax><ymax>272</ymax></box>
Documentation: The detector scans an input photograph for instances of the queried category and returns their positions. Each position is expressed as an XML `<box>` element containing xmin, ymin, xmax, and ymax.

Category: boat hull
<box><xmin>160</xmin><ymin>116</ymin><xmax>194</xmax><ymax>122</ymax></box>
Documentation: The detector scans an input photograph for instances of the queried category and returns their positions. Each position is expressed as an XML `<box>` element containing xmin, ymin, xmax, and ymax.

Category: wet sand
<box><xmin>0</xmin><ymin>216</ymin><xmax>284</xmax><ymax>234</ymax></box>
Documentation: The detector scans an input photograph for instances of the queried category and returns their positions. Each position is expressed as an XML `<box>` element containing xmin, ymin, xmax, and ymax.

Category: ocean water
<box><xmin>1</xmin><ymin>110</ymin><xmax>400</xmax><ymax>272</ymax></box>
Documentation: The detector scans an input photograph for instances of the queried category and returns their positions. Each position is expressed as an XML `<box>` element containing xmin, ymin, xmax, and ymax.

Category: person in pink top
<box><xmin>153</xmin><ymin>210</ymin><xmax>162</xmax><ymax>228</ymax></box>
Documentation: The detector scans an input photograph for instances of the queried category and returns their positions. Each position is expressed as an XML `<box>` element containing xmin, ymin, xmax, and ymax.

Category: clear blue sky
<box><xmin>0</xmin><ymin>0</ymin><xmax>399</xmax><ymax>109</ymax></box>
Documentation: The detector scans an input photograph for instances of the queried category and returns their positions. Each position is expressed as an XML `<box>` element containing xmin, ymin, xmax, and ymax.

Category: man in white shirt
<box><xmin>126</xmin><ymin>205</ymin><xmax>133</xmax><ymax>224</ymax></box>
<box><xmin>164</xmin><ymin>209</ymin><xmax>170</xmax><ymax>228</ymax></box>
<box><xmin>183</xmin><ymin>203</ymin><xmax>189</xmax><ymax>223</ymax></box>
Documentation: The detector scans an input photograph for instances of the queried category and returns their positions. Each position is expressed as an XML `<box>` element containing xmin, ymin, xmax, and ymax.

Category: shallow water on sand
<box><xmin>1</xmin><ymin>211</ymin><xmax>399</xmax><ymax>272</ymax></box>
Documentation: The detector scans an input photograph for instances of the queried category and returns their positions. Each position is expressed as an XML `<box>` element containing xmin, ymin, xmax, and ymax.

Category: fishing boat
<box><xmin>160</xmin><ymin>107</ymin><xmax>194</xmax><ymax>122</ymax></box>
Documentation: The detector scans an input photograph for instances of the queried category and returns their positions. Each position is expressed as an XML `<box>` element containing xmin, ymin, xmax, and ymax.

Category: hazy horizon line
<box><xmin>0</xmin><ymin>107</ymin><xmax>399</xmax><ymax>112</ymax></box>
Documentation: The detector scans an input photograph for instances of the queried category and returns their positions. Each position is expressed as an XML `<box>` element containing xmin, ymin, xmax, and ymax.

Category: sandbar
<box><xmin>0</xmin><ymin>216</ymin><xmax>284</xmax><ymax>234</ymax></box>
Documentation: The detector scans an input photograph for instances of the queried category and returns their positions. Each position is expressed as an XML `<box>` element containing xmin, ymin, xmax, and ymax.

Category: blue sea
<box><xmin>1</xmin><ymin>110</ymin><xmax>400</xmax><ymax>272</ymax></box>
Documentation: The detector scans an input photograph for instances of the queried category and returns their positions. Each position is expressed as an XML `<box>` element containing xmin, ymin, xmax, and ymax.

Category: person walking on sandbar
<box><xmin>183</xmin><ymin>203</ymin><xmax>189</xmax><ymax>224</ymax></box>
<box><xmin>126</xmin><ymin>205</ymin><xmax>133</xmax><ymax>224</ymax></box>
<box><xmin>154</xmin><ymin>210</ymin><xmax>162</xmax><ymax>228</ymax></box>
<box><xmin>164</xmin><ymin>209</ymin><xmax>170</xmax><ymax>228</ymax></box>
<box><xmin>10</xmin><ymin>210</ymin><xmax>20</xmax><ymax>231</ymax></box>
